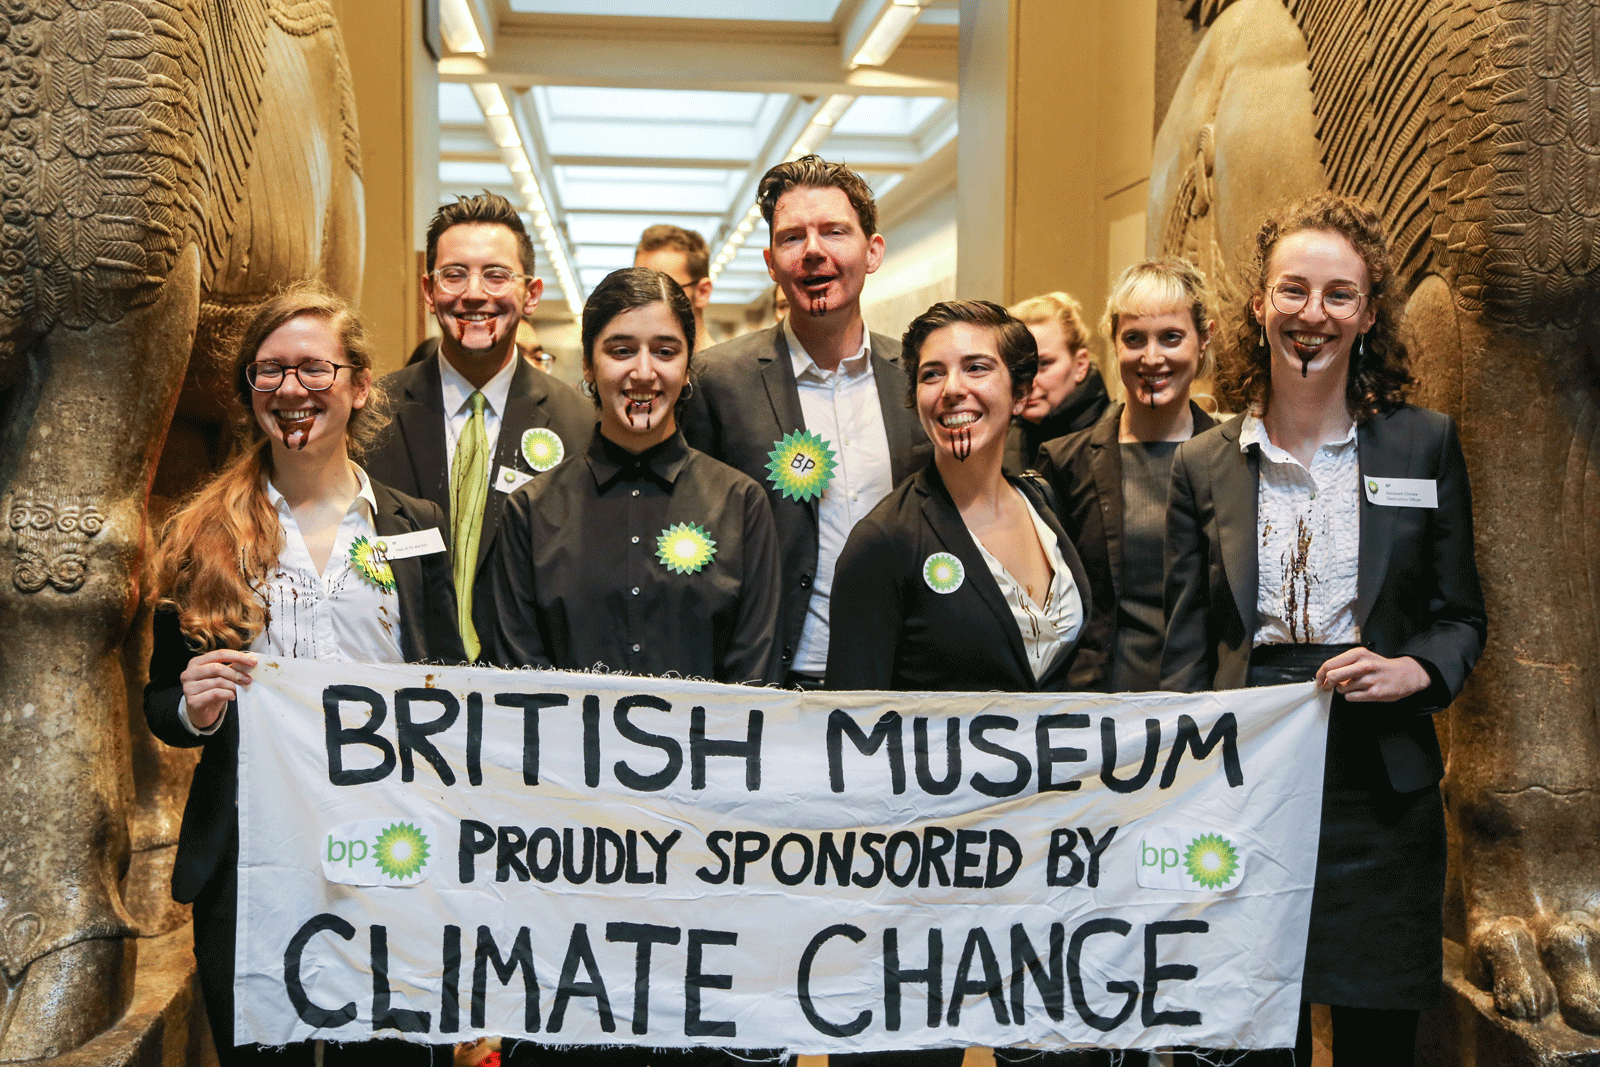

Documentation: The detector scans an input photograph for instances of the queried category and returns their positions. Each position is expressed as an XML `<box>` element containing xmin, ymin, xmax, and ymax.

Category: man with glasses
<box><xmin>366</xmin><ymin>192</ymin><xmax>592</xmax><ymax>662</ymax></box>
<box><xmin>634</xmin><ymin>224</ymin><xmax>714</xmax><ymax>352</ymax></box>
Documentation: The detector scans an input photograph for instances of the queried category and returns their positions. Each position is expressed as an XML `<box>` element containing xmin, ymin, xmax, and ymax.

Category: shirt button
<box><xmin>631</xmin><ymin>587</ymin><xmax>640</xmax><ymax>595</ymax></box>
<box><xmin>632</xmin><ymin>643</ymin><xmax>642</xmax><ymax>653</ymax></box>
<box><xmin>631</xmin><ymin>535</ymin><xmax>640</xmax><ymax>544</ymax></box>
<box><xmin>632</xmin><ymin>489</ymin><xmax>641</xmax><ymax>498</ymax></box>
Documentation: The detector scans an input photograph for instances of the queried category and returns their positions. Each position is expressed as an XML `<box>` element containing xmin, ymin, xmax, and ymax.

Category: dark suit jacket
<box><xmin>680</xmin><ymin>323</ymin><xmax>932</xmax><ymax>673</ymax></box>
<box><xmin>1160</xmin><ymin>405</ymin><xmax>1486</xmax><ymax>792</ymax></box>
<box><xmin>145</xmin><ymin>482</ymin><xmax>466</xmax><ymax>904</ymax></box>
<box><xmin>1036</xmin><ymin>401</ymin><xmax>1216</xmax><ymax>690</ymax></box>
<box><xmin>364</xmin><ymin>352</ymin><xmax>594</xmax><ymax>655</ymax></box>
<box><xmin>825</xmin><ymin>462</ymin><xmax>1095</xmax><ymax>692</ymax></box>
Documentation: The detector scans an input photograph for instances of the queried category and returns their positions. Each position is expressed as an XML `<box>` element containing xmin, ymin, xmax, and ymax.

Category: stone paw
<box><xmin>1472</xmin><ymin>915</ymin><xmax>1557</xmax><ymax>1022</ymax></box>
<box><xmin>1541</xmin><ymin>913</ymin><xmax>1600</xmax><ymax>1034</ymax></box>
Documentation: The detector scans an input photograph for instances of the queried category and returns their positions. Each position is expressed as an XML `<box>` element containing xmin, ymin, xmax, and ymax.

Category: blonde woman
<box><xmin>1034</xmin><ymin>259</ymin><xmax>1217</xmax><ymax>692</ymax></box>
<box><xmin>1003</xmin><ymin>290</ymin><xmax>1108</xmax><ymax>473</ymax></box>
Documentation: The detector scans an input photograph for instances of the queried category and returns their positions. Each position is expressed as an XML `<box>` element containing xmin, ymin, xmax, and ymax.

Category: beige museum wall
<box><xmin>958</xmin><ymin>0</ymin><xmax>1155</xmax><ymax>381</ymax></box>
<box><xmin>328</xmin><ymin>0</ymin><xmax>436</xmax><ymax>375</ymax></box>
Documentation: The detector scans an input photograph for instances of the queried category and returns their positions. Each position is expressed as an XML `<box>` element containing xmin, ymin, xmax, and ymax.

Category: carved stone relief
<box><xmin>0</xmin><ymin>0</ymin><xmax>363</xmax><ymax>1059</ymax></box>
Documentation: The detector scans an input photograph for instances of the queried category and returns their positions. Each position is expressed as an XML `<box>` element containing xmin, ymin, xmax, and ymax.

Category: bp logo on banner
<box><xmin>321</xmin><ymin>819</ymin><xmax>434</xmax><ymax>887</ymax></box>
<box><xmin>1135</xmin><ymin>826</ymin><xmax>1245</xmax><ymax>892</ymax></box>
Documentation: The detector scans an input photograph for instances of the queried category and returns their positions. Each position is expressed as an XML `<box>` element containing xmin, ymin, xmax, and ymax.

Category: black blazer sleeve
<box><xmin>1391</xmin><ymin>415</ymin><xmax>1485</xmax><ymax>712</ymax></box>
<box><xmin>145</xmin><ymin>606</ymin><xmax>213</xmax><ymax>750</ymax></box>
<box><xmin>824</xmin><ymin>513</ymin><xmax>907</xmax><ymax>691</ymax></box>
<box><xmin>488</xmin><ymin>485</ymin><xmax>556</xmax><ymax>670</ymax></box>
<box><xmin>1160</xmin><ymin>439</ymin><xmax>1215</xmax><ymax>693</ymax></box>
<box><xmin>723</xmin><ymin>481</ymin><xmax>784</xmax><ymax>685</ymax></box>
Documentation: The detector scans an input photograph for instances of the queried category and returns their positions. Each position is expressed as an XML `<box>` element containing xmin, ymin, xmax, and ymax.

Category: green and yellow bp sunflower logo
<box><xmin>522</xmin><ymin>428</ymin><xmax>565</xmax><ymax>472</ymax></box>
<box><xmin>656</xmin><ymin>522</ymin><xmax>717</xmax><ymax>575</ymax></box>
<box><xmin>1184</xmin><ymin>832</ymin><xmax>1240</xmax><ymax>889</ymax></box>
<box><xmin>923</xmin><ymin>552</ymin><xmax>964</xmax><ymax>594</ymax></box>
<box><xmin>348</xmin><ymin>536</ymin><xmax>396</xmax><ymax>593</ymax></box>
<box><xmin>372</xmin><ymin>822</ymin><xmax>430</xmax><ymax>880</ymax></box>
<box><xmin>765</xmin><ymin>430</ymin><xmax>837</xmax><ymax>502</ymax></box>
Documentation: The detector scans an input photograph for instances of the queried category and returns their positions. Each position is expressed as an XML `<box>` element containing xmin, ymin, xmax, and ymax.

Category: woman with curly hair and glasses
<box><xmin>1161</xmin><ymin>194</ymin><xmax>1486</xmax><ymax>1066</ymax></box>
<box><xmin>145</xmin><ymin>285</ymin><xmax>464</xmax><ymax>1065</ymax></box>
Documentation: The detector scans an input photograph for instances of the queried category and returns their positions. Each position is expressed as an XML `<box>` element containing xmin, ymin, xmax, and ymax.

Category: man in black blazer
<box><xmin>365</xmin><ymin>193</ymin><xmax>593</xmax><ymax>661</ymax></box>
<box><xmin>682</xmin><ymin>156</ymin><xmax>931</xmax><ymax>686</ymax></box>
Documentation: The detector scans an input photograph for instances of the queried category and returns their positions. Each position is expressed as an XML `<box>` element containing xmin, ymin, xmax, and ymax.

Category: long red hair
<box><xmin>153</xmin><ymin>284</ymin><xmax>385</xmax><ymax>650</ymax></box>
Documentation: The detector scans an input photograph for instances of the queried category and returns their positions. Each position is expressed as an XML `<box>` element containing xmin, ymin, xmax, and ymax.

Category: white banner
<box><xmin>234</xmin><ymin>660</ymin><xmax>1329</xmax><ymax>1055</ymax></box>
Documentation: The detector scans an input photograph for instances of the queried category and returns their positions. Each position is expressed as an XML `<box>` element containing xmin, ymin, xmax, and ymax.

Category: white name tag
<box><xmin>494</xmin><ymin>465</ymin><xmax>534</xmax><ymax>494</ymax></box>
<box><xmin>1364</xmin><ymin>476</ymin><xmax>1438</xmax><ymax>508</ymax></box>
<box><xmin>372</xmin><ymin>527</ymin><xmax>447</xmax><ymax>560</ymax></box>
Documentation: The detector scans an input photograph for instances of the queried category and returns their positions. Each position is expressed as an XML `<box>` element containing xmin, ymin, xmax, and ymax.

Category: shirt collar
<box><xmin>438</xmin><ymin>348</ymin><xmax>518</xmax><ymax>420</ymax></box>
<box><xmin>1239</xmin><ymin>412</ymin><xmax>1357</xmax><ymax>463</ymax></box>
<box><xmin>784</xmin><ymin>316</ymin><xmax>872</xmax><ymax>381</ymax></box>
<box><xmin>265</xmin><ymin>461</ymin><xmax>377</xmax><ymax>519</ymax></box>
<box><xmin>586</xmin><ymin>429</ymin><xmax>691</xmax><ymax>492</ymax></box>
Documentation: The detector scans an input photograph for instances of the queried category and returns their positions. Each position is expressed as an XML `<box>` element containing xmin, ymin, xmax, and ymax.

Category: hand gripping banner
<box><xmin>232</xmin><ymin>660</ymin><xmax>1330</xmax><ymax>1055</ymax></box>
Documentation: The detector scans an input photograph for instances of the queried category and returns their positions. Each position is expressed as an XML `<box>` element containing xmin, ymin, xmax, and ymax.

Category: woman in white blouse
<box><xmin>145</xmin><ymin>285</ymin><xmax>463</xmax><ymax>1066</ymax></box>
<box><xmin>1162</xmin><ymin>195</ymin><xmax>1486</xmax><ymax>1066</ymax></box>
<box><xmin>828</xmin><ymin>300</ymin><xmax>1094</xmax><ymax>695</ymax></box>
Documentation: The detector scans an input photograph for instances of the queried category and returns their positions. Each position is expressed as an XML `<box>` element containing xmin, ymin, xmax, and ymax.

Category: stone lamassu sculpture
<box><xmin>0</xmin><ymin>0</ymin><xmax>361</xmax><ymax>1058</ymax></box>
<box><xmin>1151</xmin><ymin>0</ymin><xmax>1600</xmax><ymax>1051</ymax></box>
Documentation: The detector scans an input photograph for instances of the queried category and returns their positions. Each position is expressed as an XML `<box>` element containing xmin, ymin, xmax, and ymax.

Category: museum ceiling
<box><xmin>436</xmin><ymin>0</ymin><xmax>960</xmax><ymax>313</ymax></box>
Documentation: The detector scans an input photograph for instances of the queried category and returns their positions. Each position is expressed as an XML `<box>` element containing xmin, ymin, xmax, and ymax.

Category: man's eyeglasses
<box><xmin>1269</xmin><ymin>282</ymin><xmax>1366</xmax><ymax>319</ymax></box>
<box><xmin>430</xmin><ymin>266</ymin><xmax>529</xmax><ymax>297</ymax></box>
<box><xmin>246</xmin><ymin>360</ymin><xmax>356</xmax><ymax>392</ymax></box>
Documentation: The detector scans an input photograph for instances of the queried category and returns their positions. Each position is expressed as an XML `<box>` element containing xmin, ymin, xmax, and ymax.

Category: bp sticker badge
<box><xmin>348</xmin><ymin>536</ymin><xmax>396</xmax><ymax>593</ymax></box>
<box><xmin>923</xmin><ymin>552</ymin><xmax>964</xmax><ymax>594</ymax></box>
<box><xmin>372</xmin><ymin>822</ymin><xmax>431</xmax><ymax>880</ymax></box>
<box><xmin>1183</xmin><ymin>832</ymin><xmax>1240</xmax><ymax>889</ymax></box>
<box><xmin>765</xmin><ymin>430</ymin><xmax>837</xmax><ymax>502</ymax></box>
<box><xmin>522</xmin><ymin>428</ymin><xmax>564</xmax><ymax>472</ymax></box>
<box><xmin>656</xmin><ymin>522</ymin><xmax>717</xmax><ymax>575</ymax></box>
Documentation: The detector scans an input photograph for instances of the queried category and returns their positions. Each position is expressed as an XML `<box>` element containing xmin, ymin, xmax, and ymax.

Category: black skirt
<box><xmin>1248</xmin><ymin>644</ymin><xmax>1445</xmax><ymax>1010</ymax></box>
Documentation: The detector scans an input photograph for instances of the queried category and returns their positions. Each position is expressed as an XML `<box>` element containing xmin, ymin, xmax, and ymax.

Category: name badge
<box><xmin>1363</xmin><ymin>477</ymin><xmax>1438</xmax><ymax>508</ymax></box>
<box><xmin>372</xmin><ymin>528</ymin><xmax>447</xmax><ymax>560</ymax></box>
<box><xmin>494</xmin><ymin>465</ymin><xmax>534</xmax><ymax>494</ymax></box>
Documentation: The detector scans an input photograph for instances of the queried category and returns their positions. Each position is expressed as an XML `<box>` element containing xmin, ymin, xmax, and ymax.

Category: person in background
<box><xmin>634</xmin><ymin>223</ymin><xmax>714</xmax><ymax>353</ymax></box>
<box><xmin>1035</xmin><ymin>259</ymin><xmax>1218</xmax><ymax>692</ymax></box>
<box><xmin>682</xmin><ymin>155</ymin><xmax>931</xmax><ymax>689</ymax></box>
<box><xmin>1162</xmin><ymin>194</ymin><xmax>1486</xmax><ymax>1066</ymax></box>
<box><xmin>492</xmin><ymin>266</ymin><xmax>781</xmax><ymax>685</ymax></box>
<box><xmin>1003</xmin><ymin>291</ymin><xmax>1109</xmax><ymax>473</ymax></box>
<box><xmin>146</xmin><ymin>285</ymin><xmax>463</xmax><ymax>1066</ymax></box>
<box><xmin>365</xmin><ymin>192</ymin><xmax>592</xmax><ymax>662</ymax></box>
<box><xmin>772</xmin><ymin>283</ymin><xmax>789</xmax><ymax>323</ymax></box>
<box><xmin>516</xmin><ymin>317</ymin><xmax>553</xmax><ymax>373</ymax></box>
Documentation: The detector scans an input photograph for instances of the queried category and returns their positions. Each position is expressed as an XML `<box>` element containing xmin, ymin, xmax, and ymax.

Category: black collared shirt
<box><xmin>490</xmin><ymin>429</ymin><xmax>783</xmax><ymax>683</ymax></box>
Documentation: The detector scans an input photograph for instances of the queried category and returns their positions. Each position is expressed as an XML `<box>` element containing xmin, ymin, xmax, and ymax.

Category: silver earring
<box><xmin>1355</xmin><ymin>334</ymin><xmax>1365</xmax><ymax>359</ymax></box>
<box><xmin>679</xmin><ymin>379</ymin><xmax>695</xmax><ymax>401</ymax></box>
<box><xmin>581</xmin><ymin>379</ymin><xmax>596</xmax><ymax>398</ymax></box>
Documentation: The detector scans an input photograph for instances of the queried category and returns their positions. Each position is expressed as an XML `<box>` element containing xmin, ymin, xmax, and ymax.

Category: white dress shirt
<box><xmin>972</xmin><ymin>489</ymin><xmax>1085</xmax><ymax>681</ymax></box>
<box><xmin>180</xmin><ymin>465</ymin><xmax>404</xmax><ymax>734</ymax></box>
<box><xmin>1241</xmin><ymin>414</ymin><xmax>1361</xmax><ymax>647</ymax></box>
<box><xmin>786</xmin><ymin>317</ymin><xmax>897</xmax><ymax>675</ymax></box>
<box><xmin>439</xmin><ymin>352</ymin><xmax>518</xmax><ymax>481</ymax></box>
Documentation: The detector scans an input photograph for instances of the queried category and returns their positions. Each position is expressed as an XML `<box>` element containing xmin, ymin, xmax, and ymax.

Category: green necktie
<box><xmin>450</xmin><ymin>390</ymin><xmax>489</xmax><ymax>660</ymax></box>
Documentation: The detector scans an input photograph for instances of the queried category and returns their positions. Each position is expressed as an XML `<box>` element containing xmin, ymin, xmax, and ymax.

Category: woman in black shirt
<box><xmin>491</xmin><ymin>267</ymin><xmax>782</xmax><ymax>684</ymax></box>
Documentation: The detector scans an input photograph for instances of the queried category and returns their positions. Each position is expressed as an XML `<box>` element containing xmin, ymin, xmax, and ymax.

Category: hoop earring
<box><xmin>679</xmin><ymin>379</ymin><xmax>695</xmax><ymax>401</ymax></box>
<box><xmin>580</xmin><ymin>379</ymin><xmax>596</xmax><ymax>399</ymax></box>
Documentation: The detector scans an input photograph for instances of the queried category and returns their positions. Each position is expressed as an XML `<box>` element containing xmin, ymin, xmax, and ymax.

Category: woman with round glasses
<box><xmin>145</xmin><ymin>285</ymin><xmax>463</xmax><ymax>1065</ymax></box>
<box><xmin>1162</xmin><ymin>194</ymin><xmax>1485</xmax><ymax>1065</ymax></box>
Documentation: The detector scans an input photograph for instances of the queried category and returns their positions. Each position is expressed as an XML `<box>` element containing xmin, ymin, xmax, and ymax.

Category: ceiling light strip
<box><xmin>850</xmin><ymin>0</ymin><xmax>924</xmax><ymax>69</ymax></box>
<box><xmin>469</xmin><ymin>82</ymin><xmax>584</xmax><ymax>316</ymax></box>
